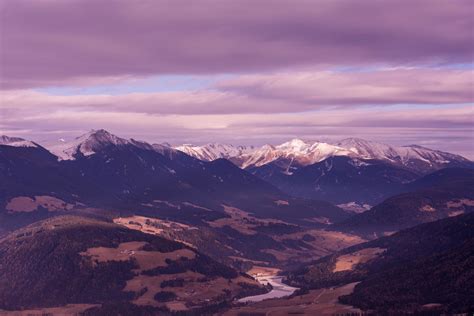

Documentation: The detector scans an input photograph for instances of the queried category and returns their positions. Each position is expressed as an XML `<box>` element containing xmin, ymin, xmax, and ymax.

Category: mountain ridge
<box><xmin>0</xmin><ymin>129</ymin><xmax>349</xmax><ymax>234</ymax></box>
<box><xmin>2</xmin><ymin>132</ymin><xmax>470</xmax><ymax>171</ymax></box>
<box><xmin>176</xmin><ymin>137</ymin><xmax>471</xmax><ymax>174</ymax></box>
<box><xmin>2</xmin><ymin>130</ymin><xmax>472</xmax><ymax>207</ymax></box>
<box><xmin>286</xmin><ymin>212</ymin><xmax>474</xmax><ymax>313</ymax></box>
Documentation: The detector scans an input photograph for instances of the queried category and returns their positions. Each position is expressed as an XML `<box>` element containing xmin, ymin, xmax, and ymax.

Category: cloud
<box><xmin>2</xmin><ymin>101</ymin><xmax>473</xmax><ymax>157</ymax></box>
<box><xmin>1</xmin><ymin>0</ymin><xmax>472</xmax><ymax>88</ymax></box>
<box><xmin>1</xmin><ymin>68</ymin><xmax>472</xmax><ymax>118</ymax></box>
<box><xmin>217</xmin><ymin>68</ymin><xmax>474</xmax><ymax>107</ymax></box>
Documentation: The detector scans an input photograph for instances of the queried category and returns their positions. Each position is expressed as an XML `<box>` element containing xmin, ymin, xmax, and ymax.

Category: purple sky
<box><xmin>0</xmin><ymin>0</ymin><xmax>473</xmax><ymax>157</ymax></box>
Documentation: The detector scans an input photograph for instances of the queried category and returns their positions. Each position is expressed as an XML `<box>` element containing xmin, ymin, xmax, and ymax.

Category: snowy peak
<box><xmin>175</xmin><ymin>143</ymin><xmax>255</xmax><ymax>161</ymax></box>
<box><xmin>0</xmin><ymin>135</ymin><xmax>38</xmax><ymax>148</ymax></box>
<box><xmin>400</xmin><ymin>144</ymin><xmax>470</xmax><ymax>164</ymax></box>
<box><xmin>47</xmin><ymin>129</ymin><xmax>179</xmax><ymax>160</ymax></box>
<box><xmin>48</xmin><ymin>129</ymin><xmax>157</xmax><ymax>160</ymax></box>
<box><xmin>335</xmin><ymin>138</ymin><xmax>472</xmax><ymax>172</ymax></box>
<box><xmin>83</xmin><ymin>129</ymin><xmax>128</xmax><ymax>146</ymax></box>
<box><xmin>74</xmin><ymin>129</ymin><xmax>131</xmax><ymax>153</ymax></box>
<box><xmin>276</xmin><ymin>138</ymin><xmax>310</xmax><ymax>152</ymax></box>
<box><xmin>336</xmin><ymin>138</ymin><xmax>400</xmax><ymax>161</ymax></box>
<box><xmin>238</xmin><ymin>140</ymin><xmax>354</xmax><ymax>169</ymax></box>
<box><xmin>48</xmin><ymin>129</ymin><xmax>125</xmax><ymax>160</ymax></box>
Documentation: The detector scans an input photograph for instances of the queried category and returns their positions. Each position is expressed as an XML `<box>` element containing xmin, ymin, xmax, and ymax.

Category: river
<box><xmin>238</xmin><ymin>274</ymin><xmax>299</xmax><ymax>303</ymax></box>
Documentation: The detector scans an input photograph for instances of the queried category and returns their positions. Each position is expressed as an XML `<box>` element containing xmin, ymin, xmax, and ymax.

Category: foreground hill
<box><xmin>0</xmin><ymin>216</ymin><xmax>265</xmax><ymax>314</ymax></box>
<box><xmin>286</xmin><ymin>213</ymin><xmax>474</xmax><ymax>314</ymax></box>
<box><xmin>114</xmin><ymin>214</ymin><xmax>364</xmax><ymax>270</ymax></box>
<box><xmin>332</xmin><ymin>168</ymin><xmax>474</xmax><ymax>237</ymax></box>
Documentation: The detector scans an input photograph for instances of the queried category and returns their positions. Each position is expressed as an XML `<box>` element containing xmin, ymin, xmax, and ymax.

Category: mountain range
<box><xmin>0</xmin><ymin>130</ymin><xmax>348</xmax><ymax>235</ymax></box>
<box><xmin>3</xmin><ymin>131</ymin><xmax>472</xmax><ymax>209</ymax></box>
<box><xmin>178</xmin><ymin>138</ymin><xmax>473</xmax><ymax>205</ymax></box>
<box><xmin>1</xmin><ymin>130</ymin><xmax>472</xmax><ymax>225</ymax></box>
<box><xmin>175</xmin><ymin>137</ymin><xmax>471</xmax><ymax>173</ymax></box>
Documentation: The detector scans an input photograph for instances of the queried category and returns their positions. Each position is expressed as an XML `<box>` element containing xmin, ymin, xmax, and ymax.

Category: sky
<box><xmin>0</xmin><ymin>0</ymin><xmax>473</xmax><ymax>158</ymax></box>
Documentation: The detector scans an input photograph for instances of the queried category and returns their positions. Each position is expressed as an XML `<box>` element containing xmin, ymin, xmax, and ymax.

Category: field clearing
<box><xmin>114</xmin><ymin>216</ymin><xmax>196</xmax><ymax>248</ymax></box>
<box><xmin>115</xmin><ymin>215</ymin><xmax>368</xmax><ymax>268</ymax></box>
<box><xmin>225</xmin><ymin>282</ymin><xmax>361</xmax><ymax>315</ymax></box>
<box><xmin>79</xmin><ymin>238</ymin><xmax>262</xmax><ymax>311</ymax></box>
<box><xmin>127</xmin><ymin>272</ymin><xmax>259</xmax><ymax>309</ymax></box>
<box><xmin>125</xmin><ymin>271</ymin><xmax>203</xmax><ymax>307</ymax></box>
<box><xmin>0</xmin><ymin>304</ymin><xmax>98</xmax><ymax>315</ymax></box>
<box><xmin>263</xmin><ymin>229</ymin><xmax>366</xmax><ymax>264</ymax></box>
<box><xmin>247</xmin><ymin>266</ymin><xmax>281</xmax><ymax>277</ymax></box>
<box><xmin>6</xmin><ymin>195</ymin><xmax>75</xmax><ymax>213</ymax></box>
<box><xmin>333</xmin><ymin>247</ymin><xmax>385</xmax><ymax>272</ymax></box>
<box><xmin>207</xmin><ymin>205</ymin><xmax>288</xmax><ymax>235</ymax></box>
<box><xmin>80</xmin><ymin>241</ymin><xmax>195</xmax><ymax>272</ymax></box>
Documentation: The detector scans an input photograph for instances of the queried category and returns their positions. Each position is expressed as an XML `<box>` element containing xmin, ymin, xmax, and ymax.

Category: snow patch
<box><xmin>6</xmin><ymin>196</ymin><xmax>74</xmax><ymax>213</ymax></box>
<box><xmin>274</xmin><ymin>200</ymin><xmax>289</xmax><ymax>206</ymax></box>
<box><xmin>0</xmin><ymin>136</ymin><xmax>38</xmax><ymax>148</ymax></box>
<box><xmin>175</xmin><ymin>143</ymin><xmax>255</xmax><ymax>161</ymax></box>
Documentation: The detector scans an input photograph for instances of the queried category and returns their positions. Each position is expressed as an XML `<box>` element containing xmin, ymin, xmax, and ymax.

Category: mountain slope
<box><xmin>0</xmin><ymin>135</ymin><xmax>38</xmax><ymax>148</ymax></box>
<box><xmin>332</xmin><ymin>168</ymin><xmax>474</xmax><ymax>237</ymax></box>
<box><xmin>248</xmin><ymin>156</ymin><xmax>419</xmax><ymax>205</ymax></box>
<box><xmin>336</xmin><ymin>138</ymin><xmax>473</xmax><ymax>174</ymax></box>
<box><xmin>244</xmin><ymin>139</ymin><xmax>472</xmax><ymax>205</ymax></box>
<box><xmin>287</xmin><ymin>213</ymin><xmax>474</xmax><ymax>313</ymax></box>
<box><xmin>0</xmin><ymin>215</ymin><xmax>264</xmax><ymax>313</ymax></box>
<box><xmin>0</xmin><ymin>140</ymin><xmax>81</xmax><ymax>234</ymax></box>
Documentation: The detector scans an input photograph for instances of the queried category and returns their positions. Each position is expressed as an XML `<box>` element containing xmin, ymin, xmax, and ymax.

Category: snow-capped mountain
<box><xmin>172</xmin><ymin>137</ymin><xmax>472</xmax><ymax>205</ymax></box>
<box><xmin>175</xmin><ymin>139</ymin><xmax>355</xmax><ymax>170</ymax></box>
<box><xmin>335</xmin><ymin>138</ymin><xmax>401</xmax><ymax>162</ymax></box>
<box><xmin>236</xmin><ymin>139</ymin><xmax>354</xmax><ymax>169</ymax></box>
<box><xmin>241</xmin><ymin>138</ymin><xmax>473</xmax><ymax>205</ymax></box>
<box><xmin>335</xmin><ymin>138</ymin><xmax>472</xmax><ymax>173</ymax></box>
<box><xmin>48</xmin><ymin>129</ymin><xmax>161</xmax><ymax>160</ymax></box>
<box><xmin>2</xmin><ymin>129</ymin><xmax>472</xmax><ymax>215</ymax></box>
<box><xmin>176</xmin><ymin>137</ymin><xmax>472</xmax><ymax>174</ymax></box>
<box><xmin>0</xmin><ymin>136</ymin><xmax>38</xmax><ymax>148</ymax></box>
<box><xmin>174</xmin><ymin>143</ymin><xmax>255</xmax><ymax>161</ymax></box>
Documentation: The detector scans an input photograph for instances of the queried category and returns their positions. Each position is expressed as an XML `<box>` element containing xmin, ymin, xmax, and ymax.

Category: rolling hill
<box><xmin>332</xmin><ymin>168</ymin><xmax>474</xmax><ymax>237</ymax></box>
<box><xmin>0</xmin><ymin>215</ymin><xmax>265</xmax><ymax>314</ymax></box>
<box><xmin>286</xmin><ymin>212</ymin><xmax>474</xmax><ymax>314</ymax></box>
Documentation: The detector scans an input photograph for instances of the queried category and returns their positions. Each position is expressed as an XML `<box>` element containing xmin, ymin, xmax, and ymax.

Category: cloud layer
<box><xmin>1</xmin><ymin>0</ymin><xmax>473</xmax><ymax>88</ymax></box>
<box><xmin>2</xmin><ymin>104</ymin><xmax>472</xmax><ymax>157</ymax></box>
<box><xmin>1</xmin><ymin>68</ymin><xmax>471</xmax><ymax>115</ymax></box>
